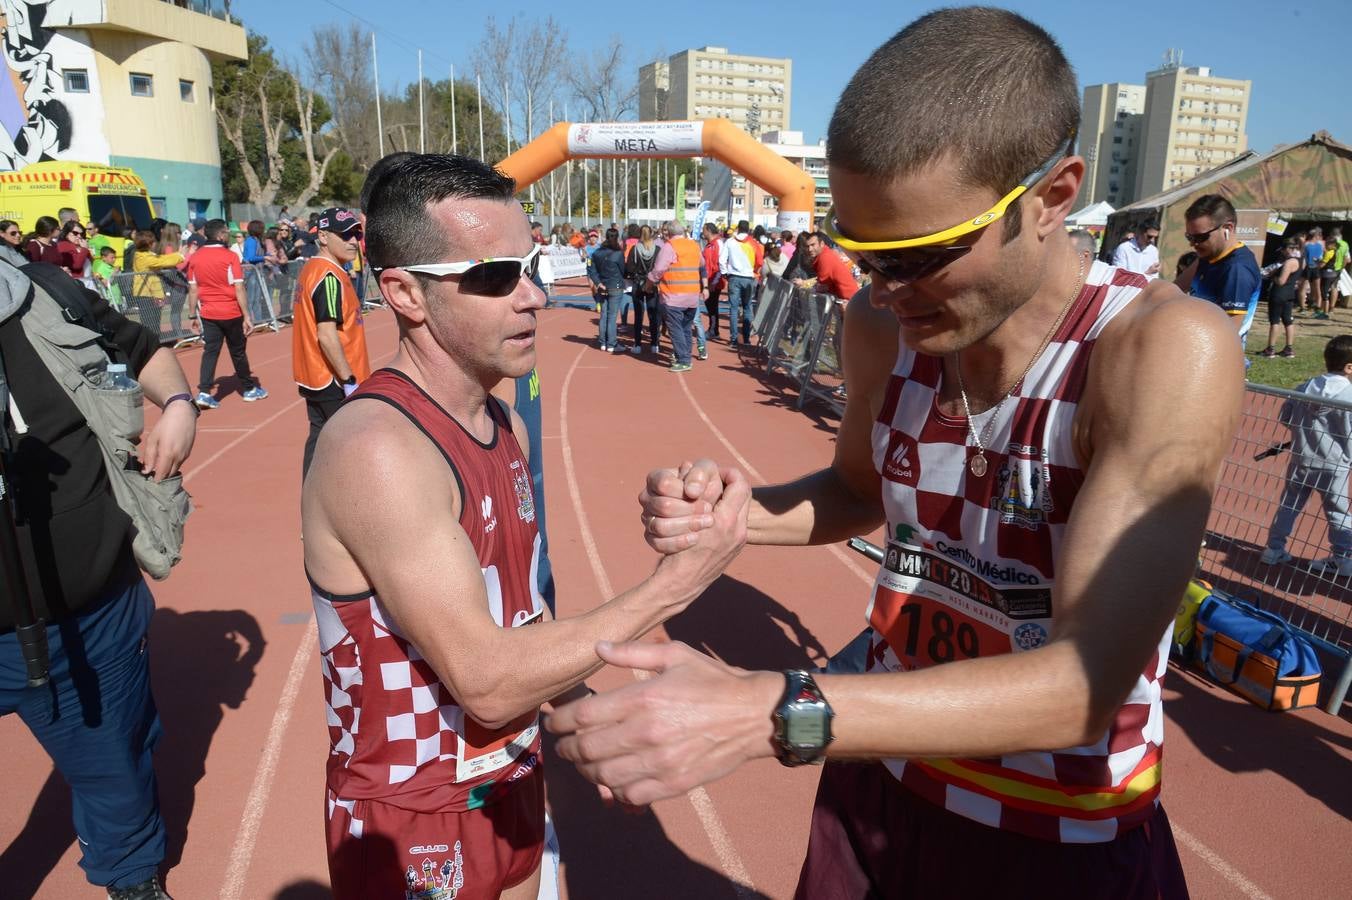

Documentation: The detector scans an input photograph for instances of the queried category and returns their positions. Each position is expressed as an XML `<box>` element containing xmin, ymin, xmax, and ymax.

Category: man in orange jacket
<box><xmin>292</xmin><ymin>207</ymin><xmax>372</xmax><ymax>478</ymax></box>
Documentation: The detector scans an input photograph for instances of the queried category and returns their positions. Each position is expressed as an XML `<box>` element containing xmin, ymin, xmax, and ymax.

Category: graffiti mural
<box><xmin>0</xmin><ymin>0</ymin><xmax>109</xmax><ymax>170</ymax></box>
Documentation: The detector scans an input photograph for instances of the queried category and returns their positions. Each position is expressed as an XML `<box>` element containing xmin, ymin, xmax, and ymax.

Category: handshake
<box><xmin>639</xmin><ymin>459</ymin><xmax>752</xmax><ymax>597</ymax></box>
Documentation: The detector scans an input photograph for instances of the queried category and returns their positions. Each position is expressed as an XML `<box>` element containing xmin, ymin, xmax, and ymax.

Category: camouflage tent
<box><xmin>1105</xmin><ymin>131</ymin><xmax>1352</xmax><ymax>272</ymax></box>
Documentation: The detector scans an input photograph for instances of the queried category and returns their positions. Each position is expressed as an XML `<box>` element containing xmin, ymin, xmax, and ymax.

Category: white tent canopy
<box><xmin>1066</xmin><ymin>201</ymin><xmax>1115</xmax><ymax>227</ymax></box>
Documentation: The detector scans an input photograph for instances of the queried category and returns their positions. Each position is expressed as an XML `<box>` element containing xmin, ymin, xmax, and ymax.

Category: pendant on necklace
<box><xmin>969</xmin><ymin>453</ymin><xmax>988</xmax><ymax>478</ymax></box>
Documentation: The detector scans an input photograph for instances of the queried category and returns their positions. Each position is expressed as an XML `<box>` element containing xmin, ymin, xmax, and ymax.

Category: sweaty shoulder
<box><xmin>302</xmin><ymin>398</ymin><xmax>462</xmax><ymax>592</ymax></box>
<box><xmin>1075</xmin><ymin>277</ymin><xmax>1243</xmax><ymax>464</ymax></box>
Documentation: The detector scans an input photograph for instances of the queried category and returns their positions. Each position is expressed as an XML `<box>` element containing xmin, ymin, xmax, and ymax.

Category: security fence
<box><xmin>754</xmin><ymin>274</ymin><xmax>848</xmax><ymax>414</ymax></box>
<box><xmin>98</xmin><ymin>259</ymin><xmax>380</xmax><ymax>346</ymax></box>
<box><xmin>1201</xmin><ymin>383</ymin><xmax>1352</xmax><ymax>713</ymax></box>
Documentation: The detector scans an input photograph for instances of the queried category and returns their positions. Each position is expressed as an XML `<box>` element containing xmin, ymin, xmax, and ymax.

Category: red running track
<box><xmin>2</xmin><ymin>304</ymin><xmax>1350</xmax><ymax>899</ymax></box>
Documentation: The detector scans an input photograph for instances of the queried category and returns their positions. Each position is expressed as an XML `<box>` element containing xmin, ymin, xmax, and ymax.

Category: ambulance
<box><xmin>0</xmin><ymin>160</ymin><xmax>155</xmax><ymax>255</ymax></box>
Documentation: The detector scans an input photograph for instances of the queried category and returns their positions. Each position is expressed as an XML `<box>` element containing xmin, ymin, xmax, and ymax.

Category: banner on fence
<box><xmin>540</xmin><ymin>245</ymin><xmax>588</xmax><ymax>282</ymax></box>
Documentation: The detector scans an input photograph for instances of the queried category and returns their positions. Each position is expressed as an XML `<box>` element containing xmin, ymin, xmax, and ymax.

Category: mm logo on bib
<box><xmin>882</xmin><ymin>429</ymin><xmax>920</xmax><ymax>486</ymax></box>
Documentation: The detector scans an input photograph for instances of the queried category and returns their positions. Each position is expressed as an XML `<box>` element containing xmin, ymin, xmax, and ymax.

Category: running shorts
<box><xmin>326</xmin><ymin>765</ymin><xmax>545</xmax><ymax>900</ymax></box>
<box><xmin>1269</xmin><ymin>297</ymin><xmax>1294</xmax><ymax>326</ymax></box>
<box><xmin>793</xmin><ymin>761</ymin><xmax>1190</xmax><ymax>900</ymax></box>
<box><xmin>1303</xmin><ymin>265</ymin><xmax>1323</xmax><ymax>282</ymax></box>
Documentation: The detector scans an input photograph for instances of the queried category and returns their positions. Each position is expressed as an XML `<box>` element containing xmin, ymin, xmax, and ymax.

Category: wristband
<box><xmin>164</xmin><ymin>392</ymin><xmax>199</xmax><ymax>417</ymax></box>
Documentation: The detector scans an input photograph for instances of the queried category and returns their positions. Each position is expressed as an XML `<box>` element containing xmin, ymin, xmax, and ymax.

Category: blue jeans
<box><xmin>694</xmin><ymin>304</ymin><xmax>707</xmax><ymax>351</ymax></box>
<box><xmin>664</xmin><ymin>305</ymin><xmax>697</xmax><ymax>364</ymax></box>
<box><xmin>726</xmin><ymin>275</ymin><xmax>756</xmax><ymax>343</ymax></box>
<box><xmin>597</xmin><ymin>290</ymin><xmax>620</xmax><ymax>347</ymax></box>
<box><xmin>0</xmin><ymin>577</ymin><xmax>165</xmax><ymax>889</ymax></box>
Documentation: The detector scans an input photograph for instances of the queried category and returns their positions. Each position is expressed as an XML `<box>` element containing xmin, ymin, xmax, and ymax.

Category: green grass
<box><xmin>1246</xmin><ymin>305</ymin><xmax>1350</xmax><ymax>389</ymax></box>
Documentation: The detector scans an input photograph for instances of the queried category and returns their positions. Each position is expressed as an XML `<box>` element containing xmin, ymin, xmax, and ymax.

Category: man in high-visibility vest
<box><xmin>648</xmin><ymin>221</ymin><xmax>708</xmax><ymax>373</ymax></box>
<box><xmin>292</xmin><ymin>207</ymin><xmax>372</xmax><ymax>478</ymax></box>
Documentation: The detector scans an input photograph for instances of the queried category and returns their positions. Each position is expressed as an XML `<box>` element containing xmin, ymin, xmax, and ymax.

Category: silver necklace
<box><xmin>954</xmin><ymin>262</ymin><xmax>1085</xmax><ymax>478</ymax></box>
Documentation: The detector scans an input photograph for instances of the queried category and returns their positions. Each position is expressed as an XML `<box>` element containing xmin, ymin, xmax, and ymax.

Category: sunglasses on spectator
<box><xmin>389</xmin><ymin>244</ymin><xmax>541</xmax><ymax>297</ymax></box>
<box><xmin>4</xmin><ymin>229</ymin><xmax>18</xmax><ymax>237</ymax></box>
<box><xmin>821</xmin><ymin>134</ymin><xmax>1074</xmax><ymax>284</ymax></box>
<box><xmin>70</xmin><ymin>230</ymin><xmax>85</xmax><ymax>237</ymax></box>
<box><xmin>1183</xmin><ymin>223</ymin><xmax>1226</xmax><ymax>244</ymax></box>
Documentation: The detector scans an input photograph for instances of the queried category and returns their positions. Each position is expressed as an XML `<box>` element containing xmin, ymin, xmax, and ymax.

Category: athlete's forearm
<box><xmin>749</xmin><ymin>467</ymin><xmax>884</xmax><ymax>547</ymax></box>
<box><xmin>452</xmin><ymin>567</ymin><xmax>701</xmax><ymax>730</ymax></box>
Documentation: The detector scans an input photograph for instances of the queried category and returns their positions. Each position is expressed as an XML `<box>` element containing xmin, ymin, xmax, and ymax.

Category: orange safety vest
<box><xmin>292</xmin><ymin>256</ymin><xmax>372</xmax><ymax>390</ymax></box>
<box><xmin>659</xmin><ymin>237</ymin><xmax>703</xmax><ymax>303</ymax></box>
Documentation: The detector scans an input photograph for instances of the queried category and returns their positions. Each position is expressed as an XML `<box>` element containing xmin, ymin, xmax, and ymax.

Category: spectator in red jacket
<box><xmin>800</xmin><ymin>231</ymin><xmax>861</xmax><ymax>301</ymax></box>
<box><xmin>702</xmin><ymin>223</ymin><xmax>724</xmax><ymax>339</ymax></box>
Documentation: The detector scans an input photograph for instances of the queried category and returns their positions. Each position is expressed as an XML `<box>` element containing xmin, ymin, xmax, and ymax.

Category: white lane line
<box><xmin>220</xmin><ymin>620</ymin><xmax>318</xmax><ymax>900</ymax></box>
<box><xmin>182</xmin><ymin>399</ymin><xmax>304</xmax><ymax>484</ymax></box>
<box><xmin>559</xmin><ymin>347</ymin><xmax>756</xmax><ymax>897</ymax></box>
<box><xmin>680</xmin><ymin>366</ymin><xmax>1270</xmax><ymax>899</ymax></box>
<box><xmin>559</xmin><ymin>345</ymin><xmax>614</xmax><ymax>600</ymax></box>
<box><xmin>674</xmin><ymin>375</ymin><xmax>874</xmax><ymax>586</ymax></box>
<box><xmin>1171</xmin><ymin>823</ymin><xmax>1273</xmax><ymax>900</ymax></box>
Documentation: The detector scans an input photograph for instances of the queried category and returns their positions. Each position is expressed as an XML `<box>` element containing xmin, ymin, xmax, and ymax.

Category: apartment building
<box><xmin>639</xmin><ymin>46</ymin><xmax>791</xmax><ymax>137</ymax></box>
<box><xmin>1134</xmin><ymin>61</ymin><xmax>1250</xmax><ymax>199</ymax></box>
<box><xmin>6</xmin><ymin>0</ymin><xmax>247</xmax><ymax>220</ymax></box>
<box><xmin>1076</xmin><ymin>83</ymin><xmax>1146</xmax><ymax>207</ymax></box>
<box><xmin>701</xmin><ymin>130</ymin><xmax>828</xmax><ymax>228</ymax></box>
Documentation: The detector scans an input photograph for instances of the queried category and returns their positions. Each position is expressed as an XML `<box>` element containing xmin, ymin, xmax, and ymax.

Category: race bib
<box><xmin>867</xmin><ymin>539</ymin><xmax>1053</xmax><ymax>671</ymax></box>
<box><xmin>456</xmin><ymin>713</ymin><xmax>538</xmax><ymax>783</ymax></box>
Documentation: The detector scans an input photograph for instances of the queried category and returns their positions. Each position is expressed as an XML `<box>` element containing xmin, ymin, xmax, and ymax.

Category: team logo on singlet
<box><xmin>510</xmin><ymin>460</ymin><xmax>536</xmax><ymax>523</ymax></box>
<box><xmin>403</xmin><ymin>841</ymin><xmax>464</xmax><ymax>898</ymax></box>
<box><xmin>992</xmin><ymin>444</ymin><xmax>1053</xmax><ymax>530</ymax></box>
<box><xmin>481</xmin><ymin>495</ymin><xmax>498</xmax><ymax>534</ymax></box>
<box><xmin>881</xmin><ymin>429</ymin><xmax>920</xmax><ymax>486</ymax></box>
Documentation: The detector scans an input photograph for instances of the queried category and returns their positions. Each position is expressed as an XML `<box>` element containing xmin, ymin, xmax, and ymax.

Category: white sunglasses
<box><xmin>393</xmin><ymin>245</ymin><xmax>541</xmax><ymax>297</ymax></box>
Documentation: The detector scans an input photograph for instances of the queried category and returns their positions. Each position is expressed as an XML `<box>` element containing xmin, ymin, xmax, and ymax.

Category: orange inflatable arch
<box><xmin>497</xmin><ymin>119</ymin><xmax>816</xmax><ymax>232</ymax></box>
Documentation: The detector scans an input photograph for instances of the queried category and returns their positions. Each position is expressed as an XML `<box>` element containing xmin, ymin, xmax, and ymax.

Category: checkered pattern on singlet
<box><xmin>867</xmin><ymin>262</ymin><xmax>1173</xmax><ymax>843</ymax></box>
<box><xmin>312</xmin><ymin>370</ymin><xmax>545</xmax><ymax>815</ymax></box>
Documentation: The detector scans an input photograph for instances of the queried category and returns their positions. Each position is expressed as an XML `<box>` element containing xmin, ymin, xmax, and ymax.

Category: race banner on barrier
<box><xmin>539</xmin><ymin>245</ymin><xmax>588</xmax><ymax>282</ymax></box>
<box><xmin>567</xmin><ymin>121</ymin><xmax>705</xmax><ymax>158</ymax></box>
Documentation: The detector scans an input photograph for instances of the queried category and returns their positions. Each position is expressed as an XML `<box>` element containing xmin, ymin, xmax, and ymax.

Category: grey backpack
<box><xmin>14</xmin><ymin>265</ymin><xmax>192</xmax><ymax>579</ymax></box>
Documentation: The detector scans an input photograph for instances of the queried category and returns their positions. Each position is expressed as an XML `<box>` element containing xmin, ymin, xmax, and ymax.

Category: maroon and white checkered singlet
<box><xmin>866</xmin><ymin>262</ymin><xmax>1171</xmax><ymax>843</ymax></box>
<box><xmin>311</xmin><ymin>369</ymin><xmax>545</xmax><ymax>825</ymax></box>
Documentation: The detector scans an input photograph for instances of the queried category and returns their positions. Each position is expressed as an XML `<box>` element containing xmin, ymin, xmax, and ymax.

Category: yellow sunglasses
<box><xmin>821</xmin><ymin>134</ymin><xmax>1076</xmax><ymax>252</ymax></box>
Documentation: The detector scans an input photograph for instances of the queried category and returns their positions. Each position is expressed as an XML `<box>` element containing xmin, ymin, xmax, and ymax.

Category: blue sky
<box><xmin>235</xmin><ymin>0</ymin><xmax>1349</xmax><ymax>154</ymax></box>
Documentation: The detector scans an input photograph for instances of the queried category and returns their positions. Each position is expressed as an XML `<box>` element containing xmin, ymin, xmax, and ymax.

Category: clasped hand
<box><xmin>544</xmin><ymin>460</ymin><xmax>776</xmax><ymax>808</ymax></box>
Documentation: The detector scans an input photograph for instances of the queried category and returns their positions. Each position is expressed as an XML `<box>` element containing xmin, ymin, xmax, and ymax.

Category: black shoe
<box><xmin>108</xmin><ymin>878</ymin><xmax>173</xmax><ymax>900</ymax></box>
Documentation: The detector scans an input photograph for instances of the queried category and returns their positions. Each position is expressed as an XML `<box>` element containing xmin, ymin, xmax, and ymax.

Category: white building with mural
<box><xmin>0</xmin><ymin>0</ymin><xmax>246</xmax><ymax>221</ymax></box>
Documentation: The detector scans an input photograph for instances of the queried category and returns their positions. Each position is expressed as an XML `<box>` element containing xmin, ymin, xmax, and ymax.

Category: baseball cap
<box><xmin>315</xmin><ymin>207</ymin><xmax>360</xmax><ymax>236</ymax></box>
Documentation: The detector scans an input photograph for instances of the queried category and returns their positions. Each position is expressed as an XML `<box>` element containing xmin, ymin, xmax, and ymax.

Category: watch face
<box><xmin>786</xmin><ymin>707</ymin><xmax>827</xmax><ymax>746</ymax></box>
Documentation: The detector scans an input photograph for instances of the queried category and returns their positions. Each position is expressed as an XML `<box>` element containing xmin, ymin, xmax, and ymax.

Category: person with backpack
<box><xmin>0</xmin><ymin>250</ymin><xmax>198</xmax><ymax>900</ymax></box>
<box><xmin>625</xmin><ymin>225</ymin><xmax>662</xmax><ymax>354</ymax></box>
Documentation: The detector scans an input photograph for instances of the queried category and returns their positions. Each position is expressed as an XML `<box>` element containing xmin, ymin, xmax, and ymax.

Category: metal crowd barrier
<box><xmin>752</xmin><ymin>275</ymin><xmax>792</xmax><ymax>348</ymax></box>
<box><xmin>100</xmin><ymin>258</ymin><xmax>383</xmax><ymax>347</ymax></box>
<box><xmin>1200</xmin><ymin>383</ymin><xmax>1352</xmax><ymax>714</ymax></box>
<box><xmin>797</xmin><ymin>300</ymin><xmax>847</xmax><ymax>414</ymax></box>
<box><xmin>105</xmin><ymin>269</ymin><xmax>202</xmax><ymax>348</ymax></box>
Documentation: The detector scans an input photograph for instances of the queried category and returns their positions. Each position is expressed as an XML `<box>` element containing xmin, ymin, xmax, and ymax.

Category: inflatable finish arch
<box><xmin>496</xmin><ymin>119</ymin><xmax>816</xmax><ymax>232</ymax></box>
